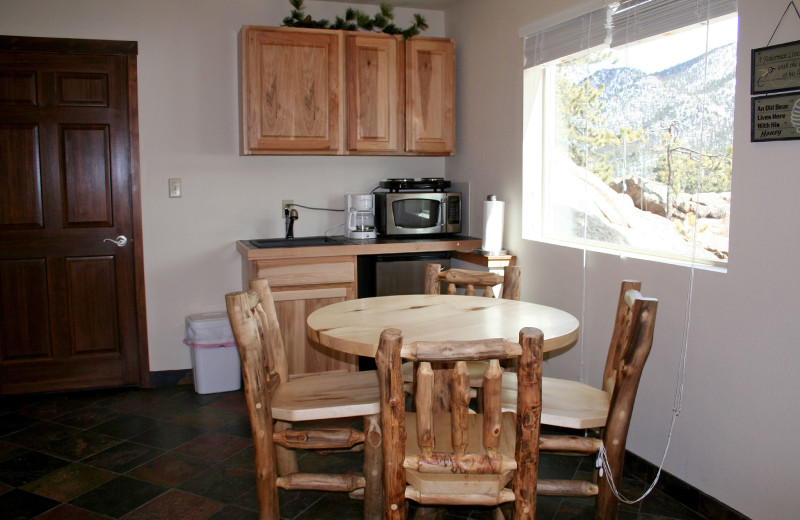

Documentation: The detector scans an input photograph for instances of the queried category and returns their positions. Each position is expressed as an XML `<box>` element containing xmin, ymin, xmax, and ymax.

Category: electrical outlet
<box><xmin>168</xmin><ymin>178</ymin><xmax>181</xmax><ymax>198</ymax></box>
<box><xmin>282</xmin><ymin>199</ymin><xmax>293</xmax><ymax>216</ymax></box>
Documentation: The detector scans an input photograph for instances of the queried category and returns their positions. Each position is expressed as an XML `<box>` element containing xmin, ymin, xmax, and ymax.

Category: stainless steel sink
<box><xmin>247</xmin><ymin>236</ymin><xmax>348</xmax><ymax>248</ymax></box>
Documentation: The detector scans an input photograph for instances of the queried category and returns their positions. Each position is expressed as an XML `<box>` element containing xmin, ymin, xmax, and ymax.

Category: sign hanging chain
<box><xmin>767</xmin><ymin>1</ymin><xmax>800</xmax><ymax>46</ymax></box>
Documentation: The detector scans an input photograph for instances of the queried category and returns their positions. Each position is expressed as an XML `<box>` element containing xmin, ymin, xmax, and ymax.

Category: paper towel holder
<box><xmin>475</xmin><ymin>194</ymin><xmax>508</xmax><ymax>256</ymax></box>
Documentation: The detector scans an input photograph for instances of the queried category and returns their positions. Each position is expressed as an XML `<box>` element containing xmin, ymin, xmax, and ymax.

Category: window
<box><xmin>522</xmin><ymin>0</ymin><xmax>737</xmax><ymax>268</ymax></box>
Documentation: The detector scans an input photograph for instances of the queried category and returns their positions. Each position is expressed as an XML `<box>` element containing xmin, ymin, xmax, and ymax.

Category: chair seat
<box><xmin>402</xmin><ymin>360</ymin><xmax>489</xmax><ymax>388</ymax></box>
<box><xmin>501</xmin><ymin>373</ymin><xmax>610</xmax><ymax>429</ymax></box>
<box><xmin>403</xmin><ymin>412</ymin><xmax>516</xmax><ymax>497</ymax></box>
<box><xmin>272</xmin><ymin>370</ymin><xmax>381</xmax><ymax>422</ymax></box>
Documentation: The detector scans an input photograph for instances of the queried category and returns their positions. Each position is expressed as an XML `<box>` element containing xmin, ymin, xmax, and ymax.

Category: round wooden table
<box><xmin>308</xmin><ymin>294</ymin><xmax>579</xmax><ymax>518</ymax></box>
<box><xmin>307</xmin><ymin>294</ymin><xmax>579</xmax><ymax>356</ymax></box>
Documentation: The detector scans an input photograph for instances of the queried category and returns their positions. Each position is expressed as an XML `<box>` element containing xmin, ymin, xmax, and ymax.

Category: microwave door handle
<box><xmin>439</xmin><ymin>199</ymin><xmax>446</xmax><ymax>231</ymax></box>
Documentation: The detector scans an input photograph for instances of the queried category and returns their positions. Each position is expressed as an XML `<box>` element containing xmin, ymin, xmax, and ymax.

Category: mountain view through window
<box><xmin>526</xmin><ymin>16</ymin><xmax>737</xmax><ymax>267</ymax></box>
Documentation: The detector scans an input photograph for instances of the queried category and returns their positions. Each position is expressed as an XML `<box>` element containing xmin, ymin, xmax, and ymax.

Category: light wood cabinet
<box><xmin>240</xmin><ymin>26</ymin><xmax>455</xmax><ymax>156</ymax></box>
<box><xmin>346</xmin><ymin>33</ymin><xmax>404</xmax><ymax>153</ymax></box>
<box><xmin>247</xmin><ymin>256</ymin><xmax>358</xmax><ymax>376</ymax></box>
<box><xmin>237</xmin><ymin>237</ymin><xmax>484</xmax><ymax>376</ymax></box>
<box><xmin>240</xmin><ymin>27</ymin><xmax>342</xmax><ymax>155</ymax></box>
<box><xmin>406</xmin><ymin>37</ymin><xmax>456</xmax><ymax>155</ymax></box>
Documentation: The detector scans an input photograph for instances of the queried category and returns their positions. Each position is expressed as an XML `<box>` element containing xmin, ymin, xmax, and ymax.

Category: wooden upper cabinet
<box><xmin>239</xmin><ymin>26</ymin><xmax>455</xmax><ymax>156</ymax></box>
<box><xmin>405</xmin><ymin>37</ymin><xmax>456</xmax><ymax>155</ymax></box>
<box><xmin>346</xmin><ymin>33</ymin><xmax>403</xmax><ymax>153</ymax></box>
<box><xmin>240</xmin><ymin>26</ymin><xmax>342</xmax><ymax>155</ymax></box>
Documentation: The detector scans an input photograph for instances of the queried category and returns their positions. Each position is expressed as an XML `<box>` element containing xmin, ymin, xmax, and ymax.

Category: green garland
<box><xmin>282</xmin><ymin>0</ymin><xmax>429</xmax><ymax>39</ymax></box>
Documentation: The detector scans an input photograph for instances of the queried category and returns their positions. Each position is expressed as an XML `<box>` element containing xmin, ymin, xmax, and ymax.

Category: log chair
<box><xmin>377</xmin><ymin>327</ymin><xmax>543</xmax><ymax>519</ymax></box>
<box><xmin>402</xmin><ymin>264</ymin><xmax>522</xmax><ymax>405</ymax></box>
<box><xmin>501</xmin><ymin>281</ymin><xmax>658</xmax><ymax>519</ymax></box>
<box><xmin>226</xmin><ymin>279</ymin><xmax>382</xmax><ymax>520</ymax></box>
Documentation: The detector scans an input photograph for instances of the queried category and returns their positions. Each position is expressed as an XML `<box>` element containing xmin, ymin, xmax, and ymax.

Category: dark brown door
<box><xmin>0</xmin><ymin>36</ymin><xmax>148</xmax><ymax>394</ymax></box>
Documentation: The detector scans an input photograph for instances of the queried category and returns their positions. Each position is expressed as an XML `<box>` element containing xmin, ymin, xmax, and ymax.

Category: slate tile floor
<box><xmin>0</xmin><ymin>384</ymin><xmax>710</xmax><ymax>520</ymax></box>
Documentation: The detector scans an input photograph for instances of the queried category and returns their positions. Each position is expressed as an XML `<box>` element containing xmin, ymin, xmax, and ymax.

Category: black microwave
<box><xmin>375</xmin><ymin>192</ymin><xmax>462</xmax><ymax>236</ymax></box>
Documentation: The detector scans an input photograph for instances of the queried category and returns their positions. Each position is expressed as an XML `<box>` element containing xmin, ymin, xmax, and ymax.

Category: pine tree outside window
<box><xmin>521</xmin><ymin>0</ymin><xmax>738</xmax><ymax>268</ymax></box>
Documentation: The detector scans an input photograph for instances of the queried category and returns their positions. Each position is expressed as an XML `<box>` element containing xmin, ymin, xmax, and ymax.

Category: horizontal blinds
<box><xmin>524</xmin><ymin>7</ymin><xmax>610</xmax><ymax>69</ymax></box>
<box><xmin>610</xmin><ymin>0</ymin><xmax>738</xmax><ymax>47</ymax></box>
<box><xmin>523</xmin><ymin>0</ymin><xmax>737</xmax><ymax>69</ymax></box>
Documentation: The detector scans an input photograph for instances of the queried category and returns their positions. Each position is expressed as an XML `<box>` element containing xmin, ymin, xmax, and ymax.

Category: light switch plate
<box><xmin>168</xmin><ymin>178</ymin><xmax>181</xmax><ymax>198</ymax></box>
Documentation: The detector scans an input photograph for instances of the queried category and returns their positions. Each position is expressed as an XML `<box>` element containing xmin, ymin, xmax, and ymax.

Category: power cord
<box><xmin>286</xmin><ymin>203</ymin><xmax>344</xmax><ymax>212</ymax></box>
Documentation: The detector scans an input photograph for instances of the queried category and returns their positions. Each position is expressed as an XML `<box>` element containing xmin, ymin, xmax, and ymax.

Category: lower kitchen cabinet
<box><xmin>237</xmin><ymin>236</ymin><xmax>484</xmax><ymax>376</ymax></box>
<box><xmin>246</xmin><ymin>256</ymin><xmax>358</xmax><ymax>376</ymax></box>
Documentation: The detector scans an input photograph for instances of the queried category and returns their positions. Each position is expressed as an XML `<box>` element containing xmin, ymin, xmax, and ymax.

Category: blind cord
<box><xmin>579</xmin><ymin>55</ymin><xmax>593</xmax><ymax>386</ymax></box>
<box><xmin>594</xmin><ymin>1</ymin><xmax>714</xmax><ymax>502</ymax></box>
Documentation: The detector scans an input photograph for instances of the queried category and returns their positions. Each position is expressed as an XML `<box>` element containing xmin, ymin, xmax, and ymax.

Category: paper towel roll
<box><xmin>482</xmin><ymin>196</ymin><xmax>505</xmax><ymax>254</ymax></box>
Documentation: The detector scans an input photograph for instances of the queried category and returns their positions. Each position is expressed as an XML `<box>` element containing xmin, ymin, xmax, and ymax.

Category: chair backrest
<box><xmin>424</xmin><ymin>263</ymin><xmax>521</xmax><ymax>300</ymax></box>
<box><xmin>534</xmin><ymin>287</ymin><xmax>658</xmax><ymax>520</ymax></box>
<box><xmin>596</xmin><ymin>289</ymin><xmax>658</xmax><ymax>516</ymax></box>
<box><xmin>245</xmin><ymin>279</ymin><xmax>289</xmax><ymax>384</ymax></box>
<box><xmin>225</xmin><ymin>282</ymin><xmax>283</xmax><ymax>518</ymax></box>
<box><xmin>377</xmin><ymin>327</ymin><xmax>543</xmax><ymax>519</ymax></box>
<box><xmin>601</xmin><ymin>280</ymin><xmax>642</xmax><ymax>394</ymax></box>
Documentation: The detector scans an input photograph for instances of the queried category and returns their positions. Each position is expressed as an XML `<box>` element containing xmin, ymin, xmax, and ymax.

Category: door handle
<box><xmin>104</xmin><ymin>235</ymin><xmax>128</xmax><ymax>247</ymax></box>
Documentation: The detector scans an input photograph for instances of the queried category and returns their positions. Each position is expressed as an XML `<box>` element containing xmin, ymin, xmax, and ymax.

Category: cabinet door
<box><xmin>274</xmin><ymin>293</ymin><xmax>356</xmax><ymax>376</ymax></box>
<box><xmin>241</xmin><ymin>27</ymin><xmax>342</xmax><ymax>154</ymax></box>
<box><xmin>346</xmin><ymin>33</ymin><xmax>403</xmax><ymax>153</ymax></box>
<box><xmin>405</xmin><ymin>38</ymin><xmax>456</xmax><ymax>155</ymax></box>
<box><xmin>252</xmin><ymin>257</ymin><xmax>358</xmax><ymax>376</ymax></box>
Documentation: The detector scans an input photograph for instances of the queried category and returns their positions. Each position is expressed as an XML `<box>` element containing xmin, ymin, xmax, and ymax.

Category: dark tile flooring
<box><xmin>0</xmin><ymin>384</ymin><xmax>711</xmax><ymax>520</ymax></box>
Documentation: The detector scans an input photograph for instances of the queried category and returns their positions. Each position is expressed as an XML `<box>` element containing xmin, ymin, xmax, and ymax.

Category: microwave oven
<box><xmin>375</xmin><ymin>192</ymin><xmax>462</xmax><ymax>236</ymax></box>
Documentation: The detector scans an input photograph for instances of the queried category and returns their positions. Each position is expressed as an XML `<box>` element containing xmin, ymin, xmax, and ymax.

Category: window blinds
<box><xmin>523</xmin><ymin>7</ymin><xmax>610</xmax><ymax>69</ymax></box>
<box><xmin>523</xmin><ymin>0</ymin><xmax>738</xmax><ymax>69</ymax></box>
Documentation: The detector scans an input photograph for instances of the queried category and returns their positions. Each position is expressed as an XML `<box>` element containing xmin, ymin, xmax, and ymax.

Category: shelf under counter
<box><xmin>451</xmin><ymin>250</ymin><xmax>516</xmax><ymax>268</ymax></box>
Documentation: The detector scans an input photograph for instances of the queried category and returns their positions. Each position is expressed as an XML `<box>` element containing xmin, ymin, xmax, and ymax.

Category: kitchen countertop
<box><xmin>236</xmin><ymin>235</ymin><xmax>484</xmax><ymax>260</ymax></box>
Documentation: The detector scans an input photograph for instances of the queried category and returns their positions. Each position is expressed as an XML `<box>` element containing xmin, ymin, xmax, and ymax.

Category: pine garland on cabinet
<box><xmin>281</xmin><ymin>0</ymin><xmax>429</xmax><ymax>39</ymax></box>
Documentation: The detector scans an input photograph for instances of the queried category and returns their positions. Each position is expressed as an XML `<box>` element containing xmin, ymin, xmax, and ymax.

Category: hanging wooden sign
<box><xmin>751</xmin><ymin>39</ymin><xmax>800</xmax><ymax>95</ymax></box>
<box><xmin>751</xmin><ymin>91</ymin><xmax>800</xmax><ymax>142</ymax></box>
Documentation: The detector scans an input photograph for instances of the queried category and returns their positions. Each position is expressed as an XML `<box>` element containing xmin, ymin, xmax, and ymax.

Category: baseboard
<box><xmin>624</xmin><ymin>451</ymin><xmax>750</xmax><ymax>520</ymax></box>
<box><xmin>148</xmin><ymin>369</ymin><xmax>193</xmax><ymax>387</ymax></box>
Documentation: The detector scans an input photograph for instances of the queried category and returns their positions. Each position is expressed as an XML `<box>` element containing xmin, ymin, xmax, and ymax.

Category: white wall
<box><xmin>446</xmin><ymin>0</ymin><xmax>800</xmax><ymax>518</ymax></box>
<box><xmin>0</xmin><ymin>0</ymin><xmax>445</xmax><ymax>370</ymax></box>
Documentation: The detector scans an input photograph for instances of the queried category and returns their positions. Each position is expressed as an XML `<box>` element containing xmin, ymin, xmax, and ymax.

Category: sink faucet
<box><xmin>285</xmin><ymin>208</ymin><xmax>299</xmax><ymax>239</ymax></box>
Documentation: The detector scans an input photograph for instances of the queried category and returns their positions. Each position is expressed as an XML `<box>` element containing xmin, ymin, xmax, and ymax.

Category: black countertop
<box><xmin>237</xmin><ymin>235</ymin><xmax>484</xmax><ymax>260</ymax></box>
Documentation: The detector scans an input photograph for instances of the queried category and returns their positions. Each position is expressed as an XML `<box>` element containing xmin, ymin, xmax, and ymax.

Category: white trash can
<box><xmin>184</xmin><ymin>312</ymin><xmax>241</xmax><ymax>394</ymax></box>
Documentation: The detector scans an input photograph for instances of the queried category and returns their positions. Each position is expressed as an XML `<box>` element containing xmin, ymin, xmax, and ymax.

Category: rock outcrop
<box><xmin>551</xmin><ymin>156</ymin><xmax>729</xmax><ymax>261</ymax></box>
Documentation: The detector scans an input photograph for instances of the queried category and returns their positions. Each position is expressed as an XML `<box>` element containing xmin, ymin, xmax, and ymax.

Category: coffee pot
<box><xmin>345</xmin><ymin>194</ymin><xmax>377</xmax><ymax>240</ymax></box>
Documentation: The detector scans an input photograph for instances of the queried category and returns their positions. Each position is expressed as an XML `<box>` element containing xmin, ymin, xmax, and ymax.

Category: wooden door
<box><xmin>0</xmin><ymin>36</ymin><xmax>148</xmax><ymax>394</ymax></box>
<box><xmin>346</xmin><ymin>33</ymin><xmax>403</xmax><ymax>153</ymax></box>
<box><xmin>405</xmin><ymin>37</ymin><xmax>456</xmax><ymax>155</ymax></box>
<box><xmin>240</xmin><ymin>26</ymin><xmax>342</xmax><ymax>154</ymax></box>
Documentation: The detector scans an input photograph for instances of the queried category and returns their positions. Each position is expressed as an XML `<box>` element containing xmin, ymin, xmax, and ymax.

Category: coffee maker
<box><xmin>345</xmin><ymin>193</ymin><xmax>377</xmax><ymax>240</ymax></box>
